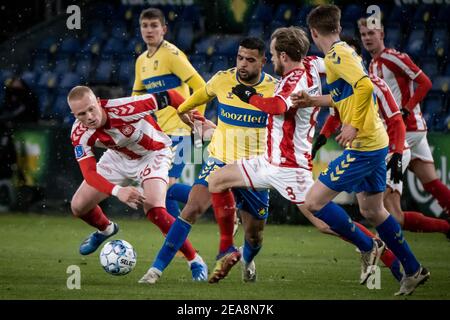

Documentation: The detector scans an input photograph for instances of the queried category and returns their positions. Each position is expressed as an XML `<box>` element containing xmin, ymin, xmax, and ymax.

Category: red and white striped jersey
<box><xmin>71</xmin><ymin>94</ymin><xmax>171</xmax><ymax>161</ymax></box>
<box><xmin>265</xmin><ymin>57</ymin><xmax>322</xmax><ymax>170</ymax></box>
<box><xmin>369</xmin><ymin>48</ymin><xmax>426</xmax><ymax>131</ymax></box>
<box><xmin>371</xmin><ymin>74</ymin><xmax>401</xmax><ymax>121</ymax></box>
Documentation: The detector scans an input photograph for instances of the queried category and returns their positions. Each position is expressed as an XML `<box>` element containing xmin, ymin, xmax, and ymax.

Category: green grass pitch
<box><xmin>1</xmin><ymin>213</ymin><xmax>449</xmax><ymax>300</ymax></box>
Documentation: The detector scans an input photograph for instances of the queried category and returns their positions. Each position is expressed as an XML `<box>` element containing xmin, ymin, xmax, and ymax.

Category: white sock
<box><xmin>188</xmin><ymin>253</ymin><xmax>204</xmax><ymax>267</ymax></box>
<box><xmin>98</xmin><ymin>222</ymin><xmax>114</xmax><ymax>235</ymax></box>
<box><xmin>149</xmin><ymin>267</ymin><xmax>162</xmax><ymax>276</ymax></box>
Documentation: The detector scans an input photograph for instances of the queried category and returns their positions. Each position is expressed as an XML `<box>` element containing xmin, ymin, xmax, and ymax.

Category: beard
<box><xmin>238</xmin><ymin>69</ymin><xmax>259</xmax><ymax>84</ymax></box>
<box><xmin>274</xmin><ymin>63</ymin><xmax>284</xmax><ymax>76</ymax></box>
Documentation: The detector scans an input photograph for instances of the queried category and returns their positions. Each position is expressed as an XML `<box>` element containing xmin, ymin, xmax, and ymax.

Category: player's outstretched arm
<box><xmin>290</xmin><ymin>92</ymin><xmax>333</xmax><ymax>108</ymax></box>
<box><xmin>232</xmin><ymin>84</ymin><xmax>287</xmax><ymax>115</ymax></box>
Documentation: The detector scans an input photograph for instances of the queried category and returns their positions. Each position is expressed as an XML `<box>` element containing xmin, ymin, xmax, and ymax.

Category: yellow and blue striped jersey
<box><xmin>205</xmin><ymin>68</ymin><xmax>277</xmax><ymax>163</ymax></box>
<box><xmin>325</xmin><ymin>41</ymin><xmax>388</xmax><ymax>151</ymax></box>
<box><xmin>133</xmin><ymin>40</ymin><xmax>204</xmax><ymax>136</ymax></box>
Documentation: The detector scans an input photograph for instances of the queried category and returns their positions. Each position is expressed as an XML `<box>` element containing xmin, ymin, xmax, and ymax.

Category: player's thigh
<box><xmin>304</xmin><ymin>180</ymin><xmax>340</xmax><ymax>212</ymax></box>
<box><xmin>142</xmin><ymin>178</ymin><xmax>168</xmax><ymax>210</ymax></box>
<box><xmin>240</xmin><ymin>210</ymin><xmax>265</xmax><ymax>244</ymax></box>
<box><xmin>208</xmin><ymin>163</ymin><xmax>247</xmax><ymax>192</ymax></box>
<box><xmin>71</xmin><ymin>181</ymin><xmax>109</xmax><ymax>216</ymax></box>
<box><xmin>180</xmin><ymin>184</ymin><xmax>211</xmax><ymax>224</ymax></box>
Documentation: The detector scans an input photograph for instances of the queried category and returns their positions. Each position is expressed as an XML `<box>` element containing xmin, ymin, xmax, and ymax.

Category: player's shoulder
<box><xmin>211</xmin><ymin>68</ymin><xmax>236</xmax><ymax>81</ymax></box>
<box><xmin>262</xmin><ymin>72</ymin><xmax>277</xmax><ymax>85</ymax></box>
<box><xmin>381</xmin><ymin>48</ymin><xmax>411</xmax><ymax>61</ymax></box>
<box><xmin>161</xmin><ymin>40</ymin><xmax>185</xmax><ymax>57</ymax></box>
<box><xmin>370</xmin><ymin>75</ymin><xmax>390</xmax><ymax>92</ymax></box>
<box><xmin>136</xmin><ymin>50</ymin><xmax>149</xmax><ymax>62</ymax></box>
<box><xmin>71</xmin><ymin>120</ymin><xmax>90</xmax><ymax>145</ymax></box>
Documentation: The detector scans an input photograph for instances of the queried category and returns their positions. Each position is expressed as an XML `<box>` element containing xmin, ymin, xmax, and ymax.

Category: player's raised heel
<box><xmin>79</xmin><ymin>222</ymin><xmax>119</xmax><ymax>255</ymax></box>
<box><xmin>208</xmin><ymin>246</ymin><xmax>241</xmax><ymax>284</ymax></box>
<box><xmin>239</xmin><ymin>246</ymin><xmax>256</xmax><ymax>282</ymax></box>
<box><xmin>360</xmin><ymin>238</ymin><xmax>385</xmax><ymax>285</ymax></box>
<box><xmin>138</xmin><ymin>267</ymin><xmax>162</xmax><ymax>284</ymax></box>
<box><xmin>395</xmin><ymin>266</ymin><xmax>430</xmax><ymax>296</ymax></box>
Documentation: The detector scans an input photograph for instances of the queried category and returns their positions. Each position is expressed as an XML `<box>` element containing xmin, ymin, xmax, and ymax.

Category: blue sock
<box><xmin>167</xmin><ymin>183</ymin><xmax>191</xmax><ymax>203</ymax></box>
<box><xmin>243</xmin><ymin>240</ymin><xmax>261</xmax><ymax>264</ymax></box>
<box><xmin>376</xmin><ymin>215</ymin><xmax>420</xmax><ymax>276</ymax></box>
<box><xmin>165</xmin><ymin>199</ymin><xmax>180</xmax><ymax>218</ymax></box>
<box><xmin>390</xmin><ymin>259</ymin><xmax>403</xmax><ymax>282</ymax></box>
<box><xmin>315</xmin><ymin>202</ymin><xmax>373</xmax><ymax>252</ymax></box>
<box><xmin>152</xmin><ymin>217</ymin><xmax>191</xmax><ymax>272</ymax></box>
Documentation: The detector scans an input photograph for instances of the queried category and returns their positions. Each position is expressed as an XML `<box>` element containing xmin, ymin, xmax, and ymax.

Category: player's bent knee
<box><xmin>70</xmin><ymin>197</ymin><xmax>87</xmax><ymax>217</ymax></box>
<box><xmin>181</xmin><ymin>203</ymin><xmax>204</xmax><ymax>224</ymax></box>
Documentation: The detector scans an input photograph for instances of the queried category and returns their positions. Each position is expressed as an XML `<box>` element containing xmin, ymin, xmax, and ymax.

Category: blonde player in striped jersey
<box><xmin>133</xmin><ymin>8</ymin><xmax>206</xmax><ymax>218</ymax></box>
<box><xmin>138</xmin><ymin>37</ymin><xmax>277</xmax><ymax>285</ymax></box>
<box><xmin>67</xmin><ymin>86</ymin><xmax>208</xmax><ymax>281</ymax></box>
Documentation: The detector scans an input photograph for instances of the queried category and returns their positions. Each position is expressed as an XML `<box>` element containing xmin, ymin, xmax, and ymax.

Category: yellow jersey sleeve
<box><xmin>325</xmin><ymin>45</ymin><xmax>367</xmax><ymax>88</ymax></box>
<box><xmin>168</xmin><ymin>49</ymin><xmax>199</xmax><ymax>83</ymax></box>
<box><xmin>132</xmin><ymin>56</ymin><xmax>147</xmax><ymax>96</ymax></box>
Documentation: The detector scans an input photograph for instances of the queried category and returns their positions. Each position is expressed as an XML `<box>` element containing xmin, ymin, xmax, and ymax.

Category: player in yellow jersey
<box><xmin>138</xmin><ymin>37</ymin><xmax>277</xmax><ymax>284</ymax></box>
<box><xmin>133</xmin><ymin>8</ymin><xmax>206</xmax><ymax>218</ymax></box>
<box><xmin>295</xmin><ymin>5</ymin><xmax>428</xmax><ymax>295</ymax></box>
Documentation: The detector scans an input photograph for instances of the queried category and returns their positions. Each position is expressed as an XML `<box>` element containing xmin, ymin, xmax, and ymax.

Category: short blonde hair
<box><xmin>357</xmin><ymin>17</ymin><xmax>384</xmax><ymax>31</ymax></box>
<box><xmin>67</xmin><ymin>86</ymin><xmax>94</xmax><ymax>103</ymax></box>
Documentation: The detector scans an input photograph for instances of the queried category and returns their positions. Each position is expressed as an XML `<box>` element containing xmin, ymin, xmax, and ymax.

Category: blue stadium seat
<box><xmin>249</xmin><ymin>2</ymin><xmax>273</xmax><ymax>25</ymax></box>
<box><xmin>92</xmin><ymin>59</ymin><xmax>113</xmax><ymax>83</ymax></box>
<box><xmin>247</xmin><ymin>23</ymin><xmax>264</xmax><ymax>38</ymax></box>
<box><xmin>75</xmin><ymin>58</ymin><xmax>93</xmax><ymax>81</ymax></box>
<box><xmin>176</xmin><ymin>22</ymin><xmax>194</xmax><ymax>52</ymax></box>
<box><xmin>190</xmin><ymin>54</ymin><xmax>211</xmax><ymax>74</ymax></box>
<box><xmin>341</xmin><ymin>4</ymin><xmax>363</xmax><ymax>23</ymax></box>
<box><xmin>405</xmin><ymin>27</ymin><xmax>426</xmax><ymax>58</ymax></box>
<box><xmin>426</xmin><ymin>28</ymin><xmax>449</xmax><ymax>58</ymax></box>
<box><xmin>341</xmin><ymin>23</ymin><xmax>356</xmax><ymax>38</ymax></box>
<box><xmin>110</xmin><ymin>22</ymin><xmax>129</xmax><ymax>41</ymax></box>
<box><xmin>20</xmin><ymin>71</ymin><xmax>37</xmax><ymax>90</ymax></box>
<box><xmin>103</xmin><ymin>38</ymin><xmax>126</xmax><ymax>56</ymax></box>
<box><xmin>53</xmin><ymin>93</ymin><xmax>75</xmax><ymax>123</ymax></box>
<box><xmin>35</xmin><ymin>88</ymin><xmax>53</xmax><ymax>119</ymax></box>
<box><xmin>423</xmin><ymin>92</ymin><xmax>447</xmax><ymax>131</ymax></box>
<box><xmin>435</xmin><ymin>5</ymin><xmax>450</xmax><ymax>26</ymax></box>
<box><xmin>59</xmin><ymin>37</ymin><xmax>81</xmax><ymax>54</ymax></box>
<box><xmin>117</xmin><ymin>59</ymin><xmax>134</xmax><ymax>86</ymax></box>
<box><xmin>214</xmin><ymin>35</ymin><xmax>240</xmax><ymax>56</ymax></box>
<box><xmin>384</xmin><ymin>27</ymin><xmax>402</xmax><ymax>50</ymax></box>
<box><xmin>263</xmin><ymin>62</ymin><xmax>274</xmax><ymax>76</ymax></box>
<box><xmin>269</xmin><ymin>20</ymin><xmax>288</xmax><ymax>36</ymax></box>
<box><xmin>444</xmin><ymin>63</ymin><xmax>450</xmax><ymax>76</ymax></box>
<box><xmin>53</xmin><ymin>57</ymin><xmax>71</xmax><ymax>74</ymax></box>
<box><xmin>385</xmin><ymin>5</ymin><xmax>411</xmax><ymax>27</ymax></box>
<box><xmin>179</xmin><ymin>4</ymin><xmax>201</xmax><ymax>23</ymax></box>
<box><xmin>37</xmin><ymin>36</ymin><xmax>56</xmax><ymax>54</ymax></box>
<box><xmin>60</xmin><ymin>72</ymin><xmax>81</xmax><ymax>90</ymax></box>
<box><xmin>32</xmin><ymin>54</ymin><xmax>50</xmax><ymax>73</ymax></box>
<box><xmin>37</xmin><ymin>71</ymin><xmax>58</xmax><ymax>89</ymax></box>
<box><xmin>421</xmin><ymin>59</ymin><xmax>440</xmax><ymax>78</ymax></box>
<box><xmin>194</xmin><ymin>36</ymin><xmax>217</xmax><ymax>55</ymax></box>
<box><xmin>89</xmin><ymin>21</ymin><xmax>108</xmax><ymax>39</ymax></box>
<box><xmin>210</xmin><ymin>55</ymin><xmax>231</xmax><ymax>73</ymax></box>
<box><xmin>273</xmin><ymin>4</ymin><xmax>296</xmax><ymax>23</ymax></box>
<box><xmin>294</xmin><ymin>5</ymin><xmax>312</xmax><ymax>26</ymax></box>
<box><xmin>81</xmin><ymin>36</ymin><xmax>103</xmax><ymax>55</ymax></box>
<box><xmin>412</xmin><ymin>4</ymin><xmax>435</xmax><ymax>24</ymax></box>
<box><xmin>431</xmin><ymin>76</ymin><xmax>450</xmax><ymax>93</ymax></box>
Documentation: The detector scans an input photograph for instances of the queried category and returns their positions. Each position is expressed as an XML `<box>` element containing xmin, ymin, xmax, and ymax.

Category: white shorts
<box><xmin>97</xmin><ymin>148</ymin><xmax>172</xmax><ymax>187</ymax></box>
<box><xmin>406</xmin><ymin>131</ymin><xmax>434</xmax><ymax>163</ymax></box>
<box><xmin>238</xmin><ymin>156</ymin><xmax>314</xmax><ymax>204</ymax></box>
<box><xmin>386</xmin><ymin>148</ymin><xmax>411</xmax><ymax>194</ymax></box>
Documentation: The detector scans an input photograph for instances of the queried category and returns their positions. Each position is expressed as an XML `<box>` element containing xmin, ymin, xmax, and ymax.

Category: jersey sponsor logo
<box><xmin>119</xmin><ymin>124</ymin><xmax>135</xmax><ymax>137</ymax></box>
<box><xmin>74</xmin><ymin>145</ymin><xmax>86</xmax><ymax>159</ymax></box>
<box><xmin>142</xmin><ymin>74</ymin><xmax>182</xmax><ymax>93</ymax></box>
<box><xmin>153</xmin><ymin>60</ymin><xmax>158</xmax><ymax>70</ymax></box>
<box><xmin>218</xmin><ymin>103</ymin><xmax>267</xmax><ymax>128</ymax></box>
<box><xmin>328</xmin><ymin>78</ymin><xmax>353</xmax><ymax>103</ymax></box>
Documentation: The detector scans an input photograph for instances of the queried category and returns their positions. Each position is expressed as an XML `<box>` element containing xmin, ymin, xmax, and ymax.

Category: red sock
<box><xmin>146</xmin><ymin>207</ymin><xmax>196</xmax><ymax>261</ymax></box>
<box><xmin>403</xmin><ymin>211</ymin><xmax>450</xmax><ymax>233</ymax></box>
<box><xmin>211</xmin><ymin>191</ymin><xmax>236</xmax><ymax>253</ymax></box>
<box><xmin>353</xmin><ymin>222</ymin><xmax>397</xmax><ymax>268</ymax></box>
<box><xmin>423</xmin><ymin>179</ymin><xmax>450</xmax><ymax>213</ymax></box>
<box><xmin>79</xmin><ymin>205</ymin><xmax>110</xmax><ymax>231</ymax></box>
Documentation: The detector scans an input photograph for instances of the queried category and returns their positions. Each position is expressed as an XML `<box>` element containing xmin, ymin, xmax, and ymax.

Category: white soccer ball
<box><xmin>99</xmin><ymin>239</ymin><xmax>137</xmax><ymax>276</ymax></box>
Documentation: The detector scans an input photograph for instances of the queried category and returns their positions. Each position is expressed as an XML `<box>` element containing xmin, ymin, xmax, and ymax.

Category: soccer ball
<box><xmin>99</xmin><ymin>239</ymin><xmax>137</xmax><ymax>276</ymax></box>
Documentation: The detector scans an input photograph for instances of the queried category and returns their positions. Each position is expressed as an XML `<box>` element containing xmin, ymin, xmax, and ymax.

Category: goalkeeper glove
<box><xmin>311</xmin><ymin>134</ymin><xmax>327</xmax><ymax>160</ymax></box>
<box><xmin>386</xmin><ymin>152</ymin><xmax>403</xmax><ymax>184</ymax></box>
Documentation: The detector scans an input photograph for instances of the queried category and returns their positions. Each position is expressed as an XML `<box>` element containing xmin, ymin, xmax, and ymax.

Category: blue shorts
<box><xmin>319</xmin><ymin>147</ymin><xmax>388</xmax><ymax>194</ymax></box>
<box><xmin>195</xmin><ymin>157</ymin><xmax>270</xmax><ymax>220</ymax></box>
<box><xmin>168</xmin><ymin>135</ymin><xmax>190</xmax><ymax>179</ymax></box>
